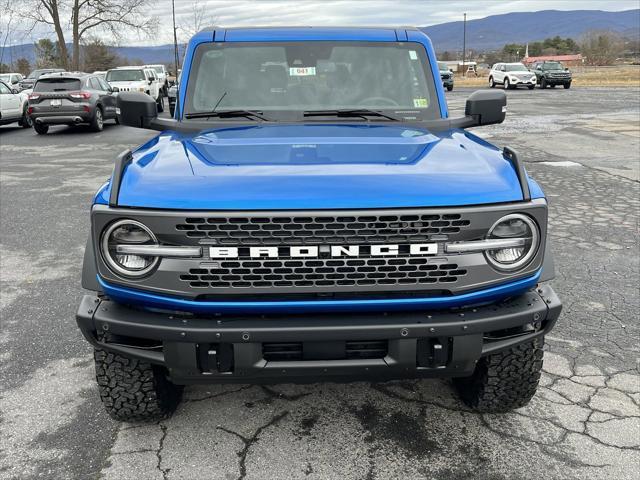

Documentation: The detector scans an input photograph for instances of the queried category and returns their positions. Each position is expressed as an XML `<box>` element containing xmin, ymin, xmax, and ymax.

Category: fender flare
<box><xmin>540</xmin><ymin>239</ymin><xmax>556</xmax><ymax>283</ymax></box>
<box><xmin>81</xmin><ymin>235</ymin><xmax>101</xmax><ymax>292</ymax></box>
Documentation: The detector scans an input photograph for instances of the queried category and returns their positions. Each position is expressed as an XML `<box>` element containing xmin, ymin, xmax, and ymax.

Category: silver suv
<box><xmin>489</xmin><ymin>63</ymin><xmax>536</xmax><ymax>90</ymax></box>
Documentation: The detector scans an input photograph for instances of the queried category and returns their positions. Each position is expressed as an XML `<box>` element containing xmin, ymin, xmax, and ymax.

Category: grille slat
<box><xmin>180</xmin><ymin>258</ymin><xmax>467</xmax><ymax>289</ymax></box>
<box><xmin>176</xmin><ymin>214</ymin><xmax>471</xmax><ymax>245</ymax></box>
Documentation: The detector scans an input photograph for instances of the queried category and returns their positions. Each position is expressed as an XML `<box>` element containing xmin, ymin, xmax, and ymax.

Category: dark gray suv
<box><xmin>28</xmin><ymin>73</ymin><xmax>119</xmax><ymax>134</ymax></box>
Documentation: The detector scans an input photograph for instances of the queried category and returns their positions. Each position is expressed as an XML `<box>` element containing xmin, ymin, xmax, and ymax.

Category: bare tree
<box><xmin>580</xmin><ymin>30</ymin><xmax>624</xmax><ymax>66</ymax></box>
<box><xmin>180</xmin><ymin>0</ymin><xmax>216</xmax><ymax>39</ymax></box>
<box><xmin>15</xmin><ymin>0</ymin><xmax>157</xmax><ymax>70</ymax></box>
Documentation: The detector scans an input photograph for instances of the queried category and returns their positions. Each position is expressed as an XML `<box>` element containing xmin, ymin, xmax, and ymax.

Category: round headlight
<box><xmin>485</xmin><ymin>214</ymin><xmax>539</xmax><ymax>271</ymax></box>
<box><xmin>100</xmin><ymin>219</ymin><xmax>159</xmax><ymax>277</ymax></box>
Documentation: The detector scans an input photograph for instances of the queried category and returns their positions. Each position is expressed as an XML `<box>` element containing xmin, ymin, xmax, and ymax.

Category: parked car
<box><xmin>531</xmin><ymin>61</ymin><xmax>572</xmax><ymax>89</ymax></box>
<box><xmin>28</xmin><ymin>72</ymin><xmax>118</xmax><ymax>134</ymax></box>
<box><xmin>438</xmin><ymin>62</ymin><xmax>454</xmax><ymax>91</ymax></box>
<box><xmin>489</xmin><ymin>63</ymin><xmax>536</xmax><ymax>90</ymax></box>
<box><xmin>144</xmin><ymin>64</ymin><xmax>169</xmax><ymax>96</ymax></box>
<box><xmin>105</xmin><ymin>67</ymin><xmax>163</xmax><ymax>112</ymax></box>
<box><xmin>0</xmin><ymin>80</ymin><xmax>30</xmax><ymax>127</ymax></box>
<box><xmin>77</xmin><ymin>27</ymin><xmax>561</xmax><ymax>422</ymax></box>
<box><xmin>0</xmin><ymin>73</ymin><xmax>25</xmax><ymax>91</ymax></box>
<box><xmin>19</xmin><ymin>68</ymin><xmax>65</xmax><ymax>91</ymax></box>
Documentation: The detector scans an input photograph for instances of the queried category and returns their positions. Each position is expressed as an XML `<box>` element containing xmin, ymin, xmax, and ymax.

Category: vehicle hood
<box><xmin>109</xmin><ymin>80</ymin><xmax>147</xmax><ymax>87</ymax></box>
<box><xmin>102</xmin><ymin>124</ymin><xmax>530</xmax><ymax>210</ymax></box>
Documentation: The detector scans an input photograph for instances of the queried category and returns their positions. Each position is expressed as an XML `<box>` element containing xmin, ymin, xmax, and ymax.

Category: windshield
<box><xmin>505</xmin><ymin>64</ymin><xmax>529</xmax><ymax>72</ymax></box>
<box><xmin>185</xmin><ymin>41</ymin><xmax>439</xmax><ymax>120</ymax></box>
<box><xmin>437</xmin><ymin>62</ymin><xmax>448</xmax><ymax>71</ymax></box>
<box><xmin>34</xmin><ymin>78</ymin><xmax>81</xmax><ymax>92</ymax></box>
<box><xmin>106</xmin><ymin>70</ymin><xmax>146</xmax><ymax>82</ymax></box>
<box><xmin>27</xmin><ymin>70</ymin><xmax>51</xmax><ymax>79</ymax></box>
<box><xmin>542</xmin><ymin>62</ymin><xmax>563</xmax><ymax>70</ymax></box>
<box><xmin>0</xmin><ymin>75</ymin><xmax>10</xmax><ymax>82</ymax></box>
<box><xmin>151</xmin><ymin>66</ymin><xmax>164</xmax><ymax>74</ymax></box>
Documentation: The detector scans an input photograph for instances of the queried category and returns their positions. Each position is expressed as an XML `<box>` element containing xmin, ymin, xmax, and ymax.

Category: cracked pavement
<box><xmin>1</xmin><ymin>88</ymin><xmax>639</xmax><ymax>479</ymax></box>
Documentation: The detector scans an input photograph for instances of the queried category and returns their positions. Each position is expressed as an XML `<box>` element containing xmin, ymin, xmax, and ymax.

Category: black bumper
<box><xmin>76</xmin><ymin>285</ymin><xmax>561</xmax><ymax>384</ymax></box>
<box><xmin>32</xmin><ymin>112</ymin><xmax>92</xmax><ymax>125</ymax></box>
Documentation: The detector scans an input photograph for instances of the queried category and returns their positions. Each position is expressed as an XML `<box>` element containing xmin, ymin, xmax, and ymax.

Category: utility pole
<box><xmin>462</xmin><ymin>13</ymin><xmax>467</xmax><ymax>77</ymax></box>
<box><xmin>172</xmin><ymin>0</ymin><xmax>179</xmax><ymax>75</ymax></box>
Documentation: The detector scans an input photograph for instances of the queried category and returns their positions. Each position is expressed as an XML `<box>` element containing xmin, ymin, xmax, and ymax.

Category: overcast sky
<box><xmin>4</xmin><ymin>0</ymin><xmax>639</xmax><ymax>46</ymax></box>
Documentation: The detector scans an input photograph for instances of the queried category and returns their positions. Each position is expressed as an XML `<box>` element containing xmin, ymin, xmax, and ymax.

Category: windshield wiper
<box><xmin>303</xmin><ymin>109</ymin><xmax>400</xmax><ymax>121</ymax></box>
<box><xmin>184</xmin><ymin>110</ymin><xmax>269</xmax><ymax>121</ymax></box>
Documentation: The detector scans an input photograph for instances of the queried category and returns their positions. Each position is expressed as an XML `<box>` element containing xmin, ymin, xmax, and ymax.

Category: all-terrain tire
<box><xmin>564</xmin><ymin>82</ymin><xmax>571</xmax><ymax>89</ymax></box>
<box><xmin>540</xmin><ymin>78</ymin><xmax>547</xmax><ymax>89</ymax></box>
<box><xmin>446</xmin><ymin>85</ymin><xmax>453</xmax><ymax>91</ymax></box>
<box><xmin>454</xmin><ymin>338</ymin><xmax>544</xmax><ymax>412</ymax></box>
<box><xmin>94</xmin><ymin>349</ymin><xmax>183</xmax><ymax>422</ymax></box>
<box><xmin>156</xmin><ymin>96</ymin><xmax>164</xmax><ymax>113</ymax></box>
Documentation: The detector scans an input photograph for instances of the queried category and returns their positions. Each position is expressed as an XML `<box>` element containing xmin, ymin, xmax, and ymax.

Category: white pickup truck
<box><xmin>105</xmin><ymin>67</ymin><xmax>164</xmax><ymax>112</ymax></box>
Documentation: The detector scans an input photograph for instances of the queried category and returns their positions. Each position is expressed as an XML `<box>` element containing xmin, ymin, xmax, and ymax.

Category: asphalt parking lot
<box><xmin>1</xmin><ymin>88</ymin><xmax>639</xmax><ymax>480</ymax></box>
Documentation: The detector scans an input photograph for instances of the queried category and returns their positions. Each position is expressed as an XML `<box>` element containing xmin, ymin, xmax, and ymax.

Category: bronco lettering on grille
<box><xmin>209</xmin><ymin>243</ymin><xmax>438</xmax><ymax>259</ymax></box>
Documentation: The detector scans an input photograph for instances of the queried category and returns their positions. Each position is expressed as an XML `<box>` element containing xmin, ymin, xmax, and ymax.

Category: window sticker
<box><xmin>409</xmin><ymin>50</ymin><xmax>418</xmax><ymax>60</ymax></box>
<box><xmin>289</xmin><ymin>67</ymin><xmax>316</xmax><ymax>76</ymax></box>
<box><xmin>413</xmin><ymin>98</ymin><xmax>428</xmax><ymax>107</ymax></box>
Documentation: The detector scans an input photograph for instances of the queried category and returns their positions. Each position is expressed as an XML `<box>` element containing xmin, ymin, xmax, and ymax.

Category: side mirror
<box><xmin>11</xmin><ymin>88</ymin><xmax>19</xmax><ymax>94</ymax></box>
<box><xmin>565</xmin><ymin>68</ymin><xmax>569</xmax><ymax>71</ymax></box>
<box><xmin>117</xmin><ymin>92</ymin><xmax>158</xmax><ymax>128</ymax></box>
<box><xmin>111</xmin><ymin>86</ymin><xmax>119</xmax><ymax>93</ymax></box>
<box><xmin>464</xmin><ymin>90</ymin><xmax>507</xmax><ymax>126</ymax></box>
<box><xmin>148</xmin><ymin>79</ymin><xmax>153</xmax><ymax>85</ymax></box>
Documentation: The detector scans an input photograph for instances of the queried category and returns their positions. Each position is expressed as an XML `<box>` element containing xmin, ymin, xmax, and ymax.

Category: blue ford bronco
<box><xmin>76</xmin><ymin>27</ymin><xmax>561</xmax><ymax>422</ymax></box>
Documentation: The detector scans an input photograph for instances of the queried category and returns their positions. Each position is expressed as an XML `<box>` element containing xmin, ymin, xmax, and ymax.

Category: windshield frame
<box><xmin>183</xmin><ymin>40</ymin><xmax>442</xmax><ymax>123</ymax></box>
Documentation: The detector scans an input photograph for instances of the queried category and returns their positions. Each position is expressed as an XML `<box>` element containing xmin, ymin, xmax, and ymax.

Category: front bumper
<box><xmin>76</xmin><ymin>284</ymin><xmax>561</xmax><ymax>384</ymax></box>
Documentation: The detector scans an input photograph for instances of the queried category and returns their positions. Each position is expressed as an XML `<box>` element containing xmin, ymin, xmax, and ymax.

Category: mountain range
<box><xmin>1</xmin><ymin>9</ymin><xmax>638</xmax><ymax>66</ymax></box>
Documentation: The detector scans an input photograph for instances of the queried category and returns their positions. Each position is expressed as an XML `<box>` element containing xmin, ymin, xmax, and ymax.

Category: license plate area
<box><xmin>50</xmin><ymin>99</ymin><xmax>62</xmax><ymax>107</ymax></box>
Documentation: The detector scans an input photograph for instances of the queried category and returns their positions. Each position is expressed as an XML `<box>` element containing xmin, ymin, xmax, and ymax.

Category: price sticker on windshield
<box><xmin>289</xmin><ymin>67</ymin><xmax>316</xmax><ymax>76</ymax></box>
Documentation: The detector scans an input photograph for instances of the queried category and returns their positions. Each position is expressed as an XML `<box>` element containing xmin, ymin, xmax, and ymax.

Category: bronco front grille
<box><xmin>175</xmin><ymin>214</ymin><xmax>471</xmax><ymax>245</ymax></box>
<box><xmin>179</xmin><ymin>257</ymin><xmax>467</xmax><ymax>289</ymax></box>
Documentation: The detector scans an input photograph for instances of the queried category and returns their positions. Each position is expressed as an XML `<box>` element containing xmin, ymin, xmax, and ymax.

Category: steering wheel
<box><xmin>357</xmin><ymin>96</ymin><xmax>399</xmax><ymax>107</ymax></box>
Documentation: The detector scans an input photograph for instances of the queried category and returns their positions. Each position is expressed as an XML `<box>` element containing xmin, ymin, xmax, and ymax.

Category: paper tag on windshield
<box><xmin>413</xmin><ymin>98</ymin><xmax>428</xmax><ymax>107</ymax></box>
<box><xmin>409</xmin><ymin>50</ymin><xmax>418</xmax><ymax>60</ymax></box>
<box><xmin>289</xmin><ymin>67</ymin><xmax>316</xmax><ymax>76</ymax></box>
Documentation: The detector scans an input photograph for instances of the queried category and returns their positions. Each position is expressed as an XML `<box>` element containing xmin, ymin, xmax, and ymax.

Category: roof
<box><xmin>197</xmin><ymin>26</ymin><xmax>423</xmax><ymax>42</ymax></box>
<box><xmin>38</xmin><ymin>71</ymin><xmax>89</xmax><ymax>79</ymax></box>
<box><xmin>524</xmin><ymin>54</ymin><xmax>583</xmax><ymax>63</ymax></box>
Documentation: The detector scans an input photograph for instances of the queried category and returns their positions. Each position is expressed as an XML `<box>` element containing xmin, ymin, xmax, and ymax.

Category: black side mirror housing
<box><xmin>11</xmin><ymin>88</ymin><xmax>19</xmax><ymax>94</ymax></box>
<box><xmin>117</xmin><ymin>92</ymin><xmax>158</xmax><ymax>128</ymax></box>
<box><xmin>111</xmin><ymin>86</ymin><xmax>119</xmax><ymax>93</ymax></box>
<box><xmin>464</xmin><ymin>90</ymin><xmax>507</xmax><ymax>126</ymax></box>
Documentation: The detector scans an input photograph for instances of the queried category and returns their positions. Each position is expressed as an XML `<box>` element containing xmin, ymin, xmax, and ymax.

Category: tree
<box><xmin>581</xmin><ymin>30</ymin><xmax>624</xmax><ymax>65</ymax></box>
<box><xmin>34</xmin><ymin>38</ymin><xmax>62</xmax><ymax>68</ymax></box>
<box><xmin>15</xmin><ymin>58</ymin><xmax>31</xmax><ymax>76</ymax></box>
<box><xmin>16</xmin><ymin>0</ymin><xmax>157</xmax><ymax>70</ymax></box>
<box><xmin>439</xmin><ymin>51</ymin><xmax>454</xmax><ymax>61</ymax></box>
<box><xmin>81</xmin><ymin>38</ymin><xmax>119</xmax><ymax>72</ymax></box>
<box><xmin>0</xmin><ymin>63</ymin><xmax>10</xmax><ymax>73</ymax></box>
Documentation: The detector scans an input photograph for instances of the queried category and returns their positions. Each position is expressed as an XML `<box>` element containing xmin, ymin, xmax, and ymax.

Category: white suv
<box><xmin>144</xmin><ymin>64</ymin><xmax>168</xmax><ymax>96</ymax></box>
<box><xmin>105</xmin><ymin>67</ymin><xmax>164</xmax><ymax>111</ymax></box>
<box><xmin>489</xmin><ymin>63</ymin><xmax>536</xmax><ymax>90</ymax></box>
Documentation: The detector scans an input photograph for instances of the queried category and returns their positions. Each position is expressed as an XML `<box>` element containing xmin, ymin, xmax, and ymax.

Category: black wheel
<box><xmin>504</xmin><ymin>78</ymin><xmax>511</xmax><ymax>90</ymax></box>
<box><xmin>446</xmin><ymin>85</ymin><xmax>453</xmax><ymax>91</ymax></box>
<box><xmin>169</xmin><ymin>104</ymin><xmax>175</xmax><ymax>117</ymax></box>
<box><xmin>550</xmin><ymin>84</ymin><xmax>556</xmax><ymax>89</ymax></box>
<box><xmin>564</xmin><ymin>82</ymin><xmax>571</xmax><ymax>89</ymax></box>
<box><xmin>33</xmin><ymin>122</ymin><xmax>49</xmax><ymax>135</ymax></box>
<box><xmin>90</xmin><ymin>107</ymin><xmax>104</xmax><ymax>132</ymax></box>
<box><xmin>454</xmin><ymin>339</ymin><xmax>544</xmax><ymax>412</ymax></box>
<box><xmin>156</xmin><ymin>96</ymin><xmax>164</xmax><ymax>113</ymax></box>
<box><xmin>527</xmin><ymin>85</ymin><xmax>534</xmax><ymax>90</ymax></box>
<box><xmin>489</xmin><ymin>76</ymin><xmax>495</xmax><ymax>88</ymax></box>
<box><xmin>19</xmin><ymin>105</ymin><xmax>31</xmax><ymax>128</ymax></box>
<box><xmin>540</xmin><ymin>78</ymin><xmax>547</xmax><ymax>89</ymax></box>
<box><xmin>94</xmin><ymin>348</ymin><xmax>183</xmax><ymax>422</ymax></box>
<box><xmin>114</xmin><ymin>114</ymin><xmax>120</xmax><ymax>125</ymax></box>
